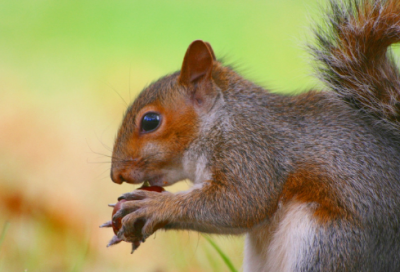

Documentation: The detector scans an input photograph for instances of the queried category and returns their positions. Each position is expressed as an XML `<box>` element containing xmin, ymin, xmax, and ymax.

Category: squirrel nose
<box><xmin>110</xmin><ymin>166</ymin><xmax>140</xmax><ymax>184</ymax></box>
<box><xmin>110</xmin><ymin>168</ymin><xmax>124</xmax><ymax>184</ymax></box>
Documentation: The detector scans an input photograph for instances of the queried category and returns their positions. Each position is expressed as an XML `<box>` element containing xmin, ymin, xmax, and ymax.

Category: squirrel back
<box><xmin>108</xmin><ymin>0</ymin><xmax>400</xmax><ymax>271</ymax></box>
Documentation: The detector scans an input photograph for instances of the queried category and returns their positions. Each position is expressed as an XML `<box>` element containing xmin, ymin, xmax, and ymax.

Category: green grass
<box><xmin>0</xmin><ymin>221</ymin><xmax>10</xmax><ymax>271</ymax></box>
<box><xmin>204</xmin><ymin>236</ymin><xmax>238</xmax><ymax>272</ymax></box>
<box><xmin>0</xmin><ymin>221</ymin><xmax>10</xmax><ymax>253</ymax></box>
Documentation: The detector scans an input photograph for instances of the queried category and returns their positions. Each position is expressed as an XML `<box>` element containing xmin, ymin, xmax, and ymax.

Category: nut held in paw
<box><xmin>111</xmin><ymin>199</ymin><xmax>126</xmax><ymax>235</ymax></box>
<box><xmin>137</xmin><ymin>184</ymin><xmax>165</xmax><ymax>193</ymax></box>
<box><xmin>111</xmin><ymin>185</ymin><xmax>165</xmax><ymax>235</ymax></box>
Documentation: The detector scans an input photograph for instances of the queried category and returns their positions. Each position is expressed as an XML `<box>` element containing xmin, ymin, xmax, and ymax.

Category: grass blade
<box><xmin>203</xmin><ymin>235</ymin><xmax>238</xmax><ymax>272</ymax></box>
<box><xmin>0</xmin><ymin>222</ymin><xmax>10</xmax><ymax>254</ymax></box>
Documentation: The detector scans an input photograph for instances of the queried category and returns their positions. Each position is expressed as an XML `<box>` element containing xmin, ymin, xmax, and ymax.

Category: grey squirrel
<box><xmin>102</xmin><ymin>0</ymin><xmax>400</xmax><ymax>271</ymax></box>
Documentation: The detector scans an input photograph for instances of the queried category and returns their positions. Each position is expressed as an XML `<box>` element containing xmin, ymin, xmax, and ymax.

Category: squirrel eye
<box><xmin>141</xmin><ymin>112</ymin><xmax>161</xmax><ymax>132</ymax></box>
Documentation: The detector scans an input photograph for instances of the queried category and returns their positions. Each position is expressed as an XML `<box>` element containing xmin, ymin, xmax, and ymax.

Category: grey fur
<box><xmin>110</xmin><ymin>0</ymin><xmax>400</xmax><ymax>270</ymax></box>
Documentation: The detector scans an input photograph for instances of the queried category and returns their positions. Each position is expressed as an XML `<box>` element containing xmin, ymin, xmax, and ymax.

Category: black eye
<box><xmin>141</xmin><ymin>112</ymin><xmax>161</xmax><ymax>132</ymax></box>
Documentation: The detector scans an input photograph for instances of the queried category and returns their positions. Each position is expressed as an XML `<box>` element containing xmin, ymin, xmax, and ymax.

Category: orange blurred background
<box><xmin>0</xmin><ymin>0</ymin><xmax>323</xmax><ymax>271</ymax></box>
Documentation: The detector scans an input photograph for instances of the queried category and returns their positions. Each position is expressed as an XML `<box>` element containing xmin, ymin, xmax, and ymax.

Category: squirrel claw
<box><xmin>131</xmin><ymin>240</ymin><xmax>141</xmax><ymax>254</ymax></box>
<box><xmin>107</xmin><ymin>235</ymin><xmax>123</xmax><ymax>247</ymax></box>
<box><xmin>141</xmin><ymin>233</ymin><xmax>151</xmax><ymax>243</ymax></box>
<box><xmin>99</xmin><ymin>220</ymin><xmax>112</xmax><ymax>228</ymax></box>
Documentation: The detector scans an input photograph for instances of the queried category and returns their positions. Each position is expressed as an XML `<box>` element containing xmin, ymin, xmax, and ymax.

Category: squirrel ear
<box><xmin>179</xmin><ymin>40</ymin><xmax>214</xmax><ymax>85</ymax></box>
<box><xmin>205</xmin><ymin>42</ymin><xmax>216</xmax><ymax>61</ymax></box>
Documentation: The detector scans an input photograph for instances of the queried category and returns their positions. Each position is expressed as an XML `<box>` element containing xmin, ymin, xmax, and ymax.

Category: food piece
<box><xmin>137</xmin><ymin>184</ymin><xmax>165</xmax><ymax>193</ymax></box>
<box><xmin>111</xmin><ymin>199</ymin><xmax>126</xmax><ymax>235</ymax></box>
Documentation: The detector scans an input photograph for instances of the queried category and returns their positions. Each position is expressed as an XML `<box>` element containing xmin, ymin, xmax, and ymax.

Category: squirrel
<box><xmin>103</xmin><ymin>0</ymin><xmax>400</xmax><ymax>271</ymax></box>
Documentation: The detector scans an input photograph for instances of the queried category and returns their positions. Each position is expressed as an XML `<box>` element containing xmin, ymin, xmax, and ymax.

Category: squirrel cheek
<box><xmin>141</xmin><ymin>142</ymin><xmax>164</xmax><ymax>158</ymax></box>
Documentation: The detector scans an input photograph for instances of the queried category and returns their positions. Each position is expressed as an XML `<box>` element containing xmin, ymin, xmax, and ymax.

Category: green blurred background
<box><xmin>0</xmin><ymin>0</ymin><xmax>326</xmax><ymax>271</ymax></box>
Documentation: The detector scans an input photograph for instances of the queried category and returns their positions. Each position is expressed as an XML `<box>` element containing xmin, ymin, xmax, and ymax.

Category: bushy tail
<box><xmin>312</xmin><ymin>0</ymin><xmax>400</xmax><ymax>131</ymax></box>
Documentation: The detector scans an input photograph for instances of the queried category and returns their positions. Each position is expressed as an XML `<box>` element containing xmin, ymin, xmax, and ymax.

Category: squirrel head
<box><xmin>110</xmin><ymin>40</ymin><xmax>220</xmax><ymax>187</ymax></box>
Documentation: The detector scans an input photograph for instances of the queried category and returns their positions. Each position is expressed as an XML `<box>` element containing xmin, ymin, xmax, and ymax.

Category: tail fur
<box><xmin>312</xmin><ymin>0</ymin><xmax>400</xmax><ymax>131</ymax></box>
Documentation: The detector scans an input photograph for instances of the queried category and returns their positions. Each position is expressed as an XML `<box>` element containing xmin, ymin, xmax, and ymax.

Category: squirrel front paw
<box><xmin>101</xmin><ymin>208</ymin><xmax>144</xmax><ymax>253</ymax></box>
<box><xmin>113</xmin><ymin>190</ymin><xmax>171</xmax><ymax>243</ymax></box>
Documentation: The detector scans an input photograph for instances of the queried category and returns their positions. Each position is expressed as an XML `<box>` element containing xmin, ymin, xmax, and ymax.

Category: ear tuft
<box><xmin>179</xmin><ymin>40</ymin><xmax>214</xmax><ymax>85</ymax></box>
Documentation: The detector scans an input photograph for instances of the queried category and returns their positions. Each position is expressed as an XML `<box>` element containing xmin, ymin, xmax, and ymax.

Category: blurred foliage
<box><xmin>0</xmin><ymin>0</ymin><xmax>327</xmax><ymax>271</ymax></box>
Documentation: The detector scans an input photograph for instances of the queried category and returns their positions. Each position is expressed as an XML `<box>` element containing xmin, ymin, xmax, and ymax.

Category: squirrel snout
<box><xmin>110</xmin><ymin>167</ymin><xmax>141</xmax><ymax>184</ymax></box>
<box><xmin>110</xmin><ymin>168</ymin><xmax>124</xmax><ymax>184</ymax></box>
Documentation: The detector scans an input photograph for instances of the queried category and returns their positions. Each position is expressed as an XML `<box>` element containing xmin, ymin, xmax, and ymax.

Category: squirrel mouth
<box><xmin>140</xmin><ymin>181</ymin><xmax>152</xmax><ymax>188</ymax></box>
<box><xmin>143</xmin><ymin>175</ymin><xmax>166</xmax><ymax>187</ymax></box>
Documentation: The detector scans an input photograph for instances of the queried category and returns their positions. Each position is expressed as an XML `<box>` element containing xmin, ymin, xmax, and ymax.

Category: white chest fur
<box><xmin>243</xmin><ymin>201</ymin><xmax>317</xmax><ymax>272</ymax></box>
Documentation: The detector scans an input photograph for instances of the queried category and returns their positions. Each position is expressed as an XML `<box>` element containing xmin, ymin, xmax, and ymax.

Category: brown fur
<box><xmin>111</xmin><ymin>94</ymin><xmax>198</xmax><ymax>184</ymax></box>
<box><xmin>280</xmin><ymin>167</ymin><xmax>352</xmax><ymax>224</ymax></box>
